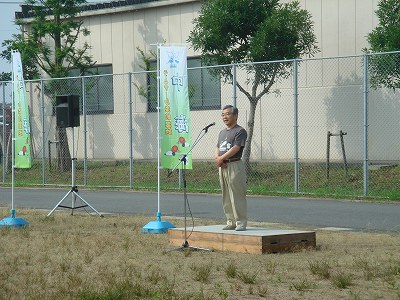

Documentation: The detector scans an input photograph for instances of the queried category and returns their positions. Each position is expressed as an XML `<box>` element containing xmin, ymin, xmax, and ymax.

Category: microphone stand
<box><xmin>168</xmin><ymin>125</ymin><xmax>214</xmax><ymax>252</ymax></box>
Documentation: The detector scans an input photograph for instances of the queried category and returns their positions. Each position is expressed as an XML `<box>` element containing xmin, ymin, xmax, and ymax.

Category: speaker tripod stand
<box><xmin>47</xmin><ymin>127</ymin><xmax>103</xmax><ymax>217</ymax></box>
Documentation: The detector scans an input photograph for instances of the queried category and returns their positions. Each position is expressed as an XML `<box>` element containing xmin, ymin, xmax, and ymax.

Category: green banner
<box><xmin>12</xmin><ymin>51</ymin><xmax>32</xmax><ymax>168</ymax></box>
<box><xmin>159</xmin><ymin>46</ymin><xmax>192</xmax><ymax>170</ymax></box>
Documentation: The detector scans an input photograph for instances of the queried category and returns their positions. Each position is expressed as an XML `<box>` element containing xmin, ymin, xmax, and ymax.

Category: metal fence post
<box><xmin>82</xmin><ymin>76</ymin><xmax>88</xmax><ymax>185</ymax></box>
<box><xmin>293</xmin><ymin>59</ymin><xmax>299</xmax><ymax>193</ymax></box>
<box><xmin>128</xmin><ymin>72</ymin><xmax>133</xmax><ymax>189</ymax></box>
<box><xmin>232</xmin><ymin>64</ymin><xmax>237</xmax><ymax>108</ymax></box>
<box><xmin>363</xmin><ymin>54</ymin><xmax>369</xmax><ymax>196</ymax></box>
<box><xmin>40</xmin><ymin>79</ymin><xmax>46</xmax><ymax>185</ymax></box>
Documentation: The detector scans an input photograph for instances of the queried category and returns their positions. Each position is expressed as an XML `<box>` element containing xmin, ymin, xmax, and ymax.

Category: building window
<box><xmin>147</xmin><ymin>57</ymin><xmax>221</xmax><ymax>112</ymax></box>
<box><xmin>69</xmin><ymin>64</ymin><xmax>114</xmax><ymax>114</ymax></box>
<box><xmin>187</xmin><ymin>58</ymin><xmax>221</xmax><ymax>110</ymax></box>
<box><xmin>146</xmin><ymin>69</ymin><xmax>158</xmax><ymax>112</ymax></box>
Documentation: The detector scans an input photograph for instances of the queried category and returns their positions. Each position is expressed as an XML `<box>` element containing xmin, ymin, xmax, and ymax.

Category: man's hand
<box><xmin>215</xmin><ymin>156</ymin><xmax>227</xmax><ymax>168</ymax></box>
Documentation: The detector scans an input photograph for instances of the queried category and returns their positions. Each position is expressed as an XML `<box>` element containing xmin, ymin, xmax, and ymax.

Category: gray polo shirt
<box><xmin>217</xmin><ymin>124</ymin><xmax>247</xmax><ymax>159</ymax></box>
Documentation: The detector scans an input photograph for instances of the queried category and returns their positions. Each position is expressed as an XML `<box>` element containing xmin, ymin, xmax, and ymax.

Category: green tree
<box><xmin>134</xmin><ymin>47</ymin><xmax>158</xmax><ymax>112</ymax></box>
<box><xmin>1</xmin><ymin>0</ymin><xmax>95</xmax><ymax>171</ymax></box>
<box><xmin>0</xmin><ymin>72</ymin><xmax>11</xmax><ymax>82</ymax></box>
<box><xmin>188</xmin><ymin>0</ymin><xmax>318</xmax><ymax>168</ymax></box>
<box><xmin>1</xmin><ymin>32</ymin><xmax>40</xmax><ymax>80</ymax></box>
<box><xmin>365</xmin><ymin>0</ymin><xmax>400</xmax><ymax>90</ymax></box>
<box><xmin>1</xmin><ymin>0</ymin><xmax>93</xmax><ymax>79</ymax></box>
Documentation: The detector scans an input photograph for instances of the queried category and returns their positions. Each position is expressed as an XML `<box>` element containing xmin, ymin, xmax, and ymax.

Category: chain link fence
<box><xmin>1</xmin><ymin>51</ymin><xmax>400</xmax><ymax>198</ymax></box>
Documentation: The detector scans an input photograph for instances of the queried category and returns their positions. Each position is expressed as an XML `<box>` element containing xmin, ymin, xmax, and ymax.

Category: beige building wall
<box><xmin>78</xmin><ymin>0</ymin><xmax>199</xmax><ymax>74</ymax></box>
<box><xmin>78</xmin><ymin>0</ymin><xmax>379</xmax><ymax>70</ymax></box>
<box><xmin>26</xmin><ymin>0</ymin><xmax>400</xmax><ymax>162</ymax></box>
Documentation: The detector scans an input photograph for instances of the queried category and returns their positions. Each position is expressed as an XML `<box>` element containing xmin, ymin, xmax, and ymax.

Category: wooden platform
<box><xmin>168</xmin><ymin>225</ymin><xmax>316</xmax><ymax>254</ymax></box>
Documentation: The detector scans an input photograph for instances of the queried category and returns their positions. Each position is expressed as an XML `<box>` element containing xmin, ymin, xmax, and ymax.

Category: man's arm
<box><xmin>215</xmin><ymin>145</ymin><xmax>241</xmax><ymax>167</ymax></box>
<box><xmin>215</xmin><ymin>147</ymin><xmax>225</xmax><ymax>167</ymax></box>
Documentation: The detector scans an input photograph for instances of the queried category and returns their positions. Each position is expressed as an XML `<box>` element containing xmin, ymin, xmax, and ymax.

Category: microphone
<box><xmin>202</xmin><ymin>122</ymin><xmax>215</xmax><ymax>132</ymax></box>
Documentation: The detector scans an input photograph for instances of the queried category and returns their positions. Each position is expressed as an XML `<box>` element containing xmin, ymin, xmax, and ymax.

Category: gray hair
<box><xmin>222</xmin><ymin>105</ymin><xmax>238</xmax><ymax>115</ymax></box>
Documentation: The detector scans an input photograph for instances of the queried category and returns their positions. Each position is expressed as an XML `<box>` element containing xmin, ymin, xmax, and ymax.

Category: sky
<box><xmin>0</xmin><ymin>0</ymin><xmax>21</xmax><ymax>73</ymax></box>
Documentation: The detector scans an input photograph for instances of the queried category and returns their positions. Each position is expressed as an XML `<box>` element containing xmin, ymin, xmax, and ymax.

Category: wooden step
<box><xmin>168</xmin><ymin>225</ymin><xmax>316</xmax><ymax>254</ymax></box>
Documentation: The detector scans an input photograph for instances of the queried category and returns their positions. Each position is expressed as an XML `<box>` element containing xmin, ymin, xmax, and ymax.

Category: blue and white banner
<box><xmin>159</xmin><ymin>46</ymin><xmax>192</xmax><ymax>169</ymax></box>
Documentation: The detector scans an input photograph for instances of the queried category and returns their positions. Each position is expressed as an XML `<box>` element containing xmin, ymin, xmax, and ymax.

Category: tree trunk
<box><xmin>242</xmin><ymin>99</ymin><xmax>258</xmax><ymax>174</ymax></box>
<box><xmin>238</xmin><ymin>67</ymin><xmax>277</xmax><ymax>174</ymax></box>
<box><xmin>56</xmin><ymin>126</ymin><xmax>71</xmax><ymax>172</ymax></box>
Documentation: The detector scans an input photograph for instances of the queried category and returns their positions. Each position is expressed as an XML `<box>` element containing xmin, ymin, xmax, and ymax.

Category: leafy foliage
<box><xmin>365</xmin><ymin>0</ymin><xmax>400</xmax><ymax>90</ymax></box>
<box><xmin>0</xmin><ymin>0</ymin><xmax>94</xmax><ymax>80</ymax></box>
<box><xmin>188</xmin><ymin>0</ymin><xmax>318</xmax><ymax>166</ymax></box>
<box><xmin>0</xmin><ymin>0</ymin><xmax>96</xmax><ymax>171</ymax></box>
<box><xmin>134</xmin><ymin>47</ymin><xmax>158</xmax><ymax>111</ymax></box>
<box><xmin>188</xmin><ymin>0</ymin><xmax>318</xmax><ymax>79</ymax></box>
<box><xmin>0</xmin><ymin>72</ymin><xmax>11</xmax><ymax>82</ymax></box>
<box><xmin>367</xmin><ymin>0</ymin><xmax>400</xmax><ymax>52</ymax></box>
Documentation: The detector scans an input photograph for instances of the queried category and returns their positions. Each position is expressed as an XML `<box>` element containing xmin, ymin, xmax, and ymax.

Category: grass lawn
<box><xmin>0</xmin><ymin>209</ymin><xmax>399</xmax><ymax>299</ymax></box>
<box><xmin>4</xmin><ymin>160</ymin><xmax>400</xmax><ymax>200</ymax></box>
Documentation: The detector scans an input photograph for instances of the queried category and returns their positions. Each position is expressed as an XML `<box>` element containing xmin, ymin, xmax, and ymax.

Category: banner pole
<box><xmin>0</xmin><ymin>51</ymin><xmax>29</xmax><ymax>228</ymax></box>
<box><xmin>157</xmin><ymin>44</ymin><xmax>161</xmax><ymax>214</ymax></box>
<box><xmin>11</xmin><ymin>54</ymin><xmax>14</xmax><ymax>212</ymax></box>
<box><xmin>142</xmin><ymin>43</ymin><xmax>176</xmax><ymax>233</ymax></box>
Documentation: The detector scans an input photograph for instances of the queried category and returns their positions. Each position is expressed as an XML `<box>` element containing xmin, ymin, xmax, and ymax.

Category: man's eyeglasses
<box><xmin>221</xmin><ymin>112</ymin><xmax>232</xmax><ymax>117</ymax></box>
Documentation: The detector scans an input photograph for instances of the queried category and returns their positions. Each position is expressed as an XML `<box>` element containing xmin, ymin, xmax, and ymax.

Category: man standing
<box><xmin>215</xmin><ymin>105</ymin><xmax>248</xmax><ymax>231</ymax></box>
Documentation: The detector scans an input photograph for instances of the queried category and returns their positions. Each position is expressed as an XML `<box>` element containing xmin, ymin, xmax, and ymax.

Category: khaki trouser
<box><xmin>219</xmin><ymin>160</ymin><xmax>247</xmax><ymax>227</ymax></box>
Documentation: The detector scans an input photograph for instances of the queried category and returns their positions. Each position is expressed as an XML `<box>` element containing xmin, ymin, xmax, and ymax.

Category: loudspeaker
<box><xmin>56</xmin><ymin>95</ymin><xmax>80</xmax><ymax>128</ymax></box>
